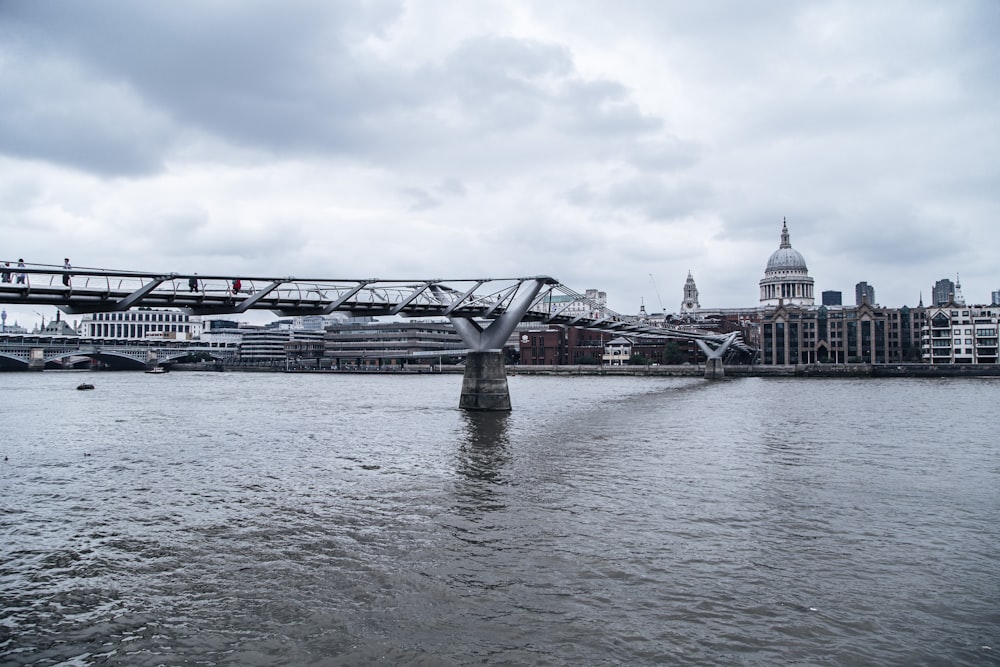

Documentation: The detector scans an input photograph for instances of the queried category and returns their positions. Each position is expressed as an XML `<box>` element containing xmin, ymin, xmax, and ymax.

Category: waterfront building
<box><xmin>759</xmin><ymin>218</ymin><xmax>815</xmax><ymax>306</ymax></box>
<box><xmin>518</xmin><ymin>326</ymin><xmax>614</xmax><ymax>365</ymax></box>
<box><xmin>603</xmin><ymin>337</ymin><xmax>633</xmax><ymax>366</ymax></box>
<box><xmin>822</xmin><ymin>291</ymin><xmax>842</xmax><ymax>306</ymax></box>
<box><xmin>759</xmin><ymin>303</ymin><xmax>926</xmax><ymax>364</ymax></box>
<box><xmin>239</xmin><ymin>328</ymin><xmax>324</xmax><ymax>365</ymax></box>
<box><xmin>517</xmin><ymin>326</ymin><xmax>701</xmax><ymax>366</ymax></box>
<box><xmin>323</xmin><ymin>321</ymin><xmax>466</xmax><ymax>367</ymax></box>
<box><xmin>79</xmin><ymin>308</ymin><xmax>202</xmax><ymax>340</ymax></box>
<box><xmin>199</xmin><ymin>320</ymin><xmax>248</xmax><ymax>349</ymax></box>
<box><xmin>855</xmin><ymin>281</ymin><xmax>875</xmax><ymax>306</ymax></box>
<box><xmin>921</xmin><ymin>304</ymin><xmax>1000</xmax><ymax>364</ymax></box>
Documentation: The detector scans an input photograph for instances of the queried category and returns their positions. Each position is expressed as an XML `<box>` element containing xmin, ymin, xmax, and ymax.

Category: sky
<box><xmin>1</xmin><ymin>0</ymin><xmax>998</xmax><ymax>328</ymax></box>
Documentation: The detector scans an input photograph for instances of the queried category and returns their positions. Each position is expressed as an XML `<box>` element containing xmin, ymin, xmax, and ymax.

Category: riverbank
<box><xmin>164</xmin><ymin>362</ymin><xmax>1000</xmax><ymax>378</ymax></box>
<box><xmin>510</xmin><ymin>363</ymin><xmax>1000</xmax><ymax>377</ymax></box>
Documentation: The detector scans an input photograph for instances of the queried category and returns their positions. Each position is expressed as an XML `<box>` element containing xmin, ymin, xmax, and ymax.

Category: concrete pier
<box><xmin>459</xmin><ymin>351</ymin><xmax>512</xmax><ymax>411</ymax></box>
<box><xmin>704</xmin><ymin>357</ymin><xmax>725</xmax><ymax>379</ymax></box>
<box><xmin>28</xmin><ymin>348</ymin><xmax>45</xmax><ymax>371</ymax></box>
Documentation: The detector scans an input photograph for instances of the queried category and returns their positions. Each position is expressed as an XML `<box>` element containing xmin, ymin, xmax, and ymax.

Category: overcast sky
<box><xmin>2</xmin><ymin>0</ymin><xmax>998</xmax><ymax>327</ymax></box>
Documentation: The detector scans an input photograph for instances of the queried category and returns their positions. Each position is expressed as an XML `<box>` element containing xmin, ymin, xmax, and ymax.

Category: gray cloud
<box><xmin>0</xmin><ymin>0</ymin><xmax>997</xmax><ymax>316</ymax></box>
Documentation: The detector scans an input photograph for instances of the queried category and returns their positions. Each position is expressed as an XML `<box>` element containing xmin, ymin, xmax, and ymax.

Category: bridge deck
<box><xmin>0</xmin><ymin>264</ymin><xmax>755</xmax><ymax>354</ymax></box>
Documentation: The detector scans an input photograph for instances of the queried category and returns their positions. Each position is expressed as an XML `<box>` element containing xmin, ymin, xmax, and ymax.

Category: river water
<box><xmin>1</xmin><ymin>371</ymin><xmax>998</xmax><ymax>666</ymax></box>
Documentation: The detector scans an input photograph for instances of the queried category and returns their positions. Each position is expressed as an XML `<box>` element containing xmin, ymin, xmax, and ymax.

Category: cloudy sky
<box><xmin>1</xmin><ymin>0</ymin><xmax>998</xmax><ymax>327</ymax></box>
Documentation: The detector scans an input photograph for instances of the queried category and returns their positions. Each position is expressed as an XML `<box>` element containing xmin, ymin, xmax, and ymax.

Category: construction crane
<box><xmin>649</xmin><ymin>274</ymin><xmax>667</xmax><ymax>324</ymax></box>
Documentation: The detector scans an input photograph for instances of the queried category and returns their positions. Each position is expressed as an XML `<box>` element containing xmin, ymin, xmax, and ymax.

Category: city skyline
<box><xmin>1</xmin><ymin>1</ymin><xmax>997</xmax><ymax>325</ymax></box>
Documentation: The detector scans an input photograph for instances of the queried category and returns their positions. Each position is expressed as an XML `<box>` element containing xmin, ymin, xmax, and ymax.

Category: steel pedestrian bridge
<box><xmin>1</xmin><ymin>262</ymin><xmax>756</xmax><ymax>408</ymax></box>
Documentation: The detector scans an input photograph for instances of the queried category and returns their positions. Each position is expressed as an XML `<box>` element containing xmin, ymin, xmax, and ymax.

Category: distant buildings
<box><xmin>855</xmin><ymin>281</ymin><xmax>875</xmax><ymax>306</ymax></box>
<box><xmin>933</xmin><ymin>278</ymin><xmax>956</xmax><ymax>306</ymax></box>
<box><xmin>80</xmin><ymin>308</ymin><xmax>202</xmax><ymax>340</ymax></box>
<box><xmin>239</xmin><ymin>328</ymin><xmax>324</xmax><ymax>366</ymax></box>
<box><xmin>323</xmin><ymin>321</ymin><xmax>466</xmax><ymax>367</ymax></box>
<box><xmin>822</xmin><ymin>291</ymin><xmax>842</xmax><ymax>306</ymax></box>
<box><xmin>756</xmin><ymin>221</ymin><xmax>924</xmax><ymax>364</ymax></box>
<box><xmin>17</xmin><ymin>218</ymin><xmax>992</xmax><ymax>370</ymax></box>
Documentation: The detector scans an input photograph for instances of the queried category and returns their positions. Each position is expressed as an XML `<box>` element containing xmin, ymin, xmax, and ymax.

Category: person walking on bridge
<box><xmin>16</xmin><ymin>259</ymin><xmax>25</xmax><ymax>284</ymax></box>
<box><xmin>188</xmin><ymin>274</ymin><xmax>199</xmax><ymax>292</ymax></box>
<box><xmin>62</xmin><ymin>258</ymin><xmax>72</xmax><ymax>287</ymax></box>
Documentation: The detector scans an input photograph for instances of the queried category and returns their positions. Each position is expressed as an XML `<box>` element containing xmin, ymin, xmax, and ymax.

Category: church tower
<box><xmin>681</xmin><ymin>271</ymin><xmax>700</xmax><ymax>315</ymax></box>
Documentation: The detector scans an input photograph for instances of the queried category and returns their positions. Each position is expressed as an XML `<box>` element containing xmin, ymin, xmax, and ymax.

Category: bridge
<box><xmin>0</xmin><ymin>334</ymin><xmax>232</xmax><ymax>371</ymax></box>
<box><xmin>0</xmin><ymin>262</ymin><xmax>756</xmax><ymax>409</ymax></box>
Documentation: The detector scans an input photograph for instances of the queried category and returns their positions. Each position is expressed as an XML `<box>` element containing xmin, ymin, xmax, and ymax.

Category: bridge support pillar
<box><xmin>704</xmin><ymin>357</ymin><xmax>725</xmax><ymax>380</ymax></box>
<box><xmin>696</xmin><ymin>332</ymin><xmax>737</xmax><ymax>381</ymax></box>
<box><xmin>459</xmin><ymin>351</ymin><xmax>511</xmax><ymax>411</ymax></box>
<box><xmin>28</xmin><ymin>348</ymin><xmax>45</xmax><ymax>371</ymax></box>
<box><xmin>445</xmin><ymin>277</ymin><xmax>551</xmax><ymax>412</ymax></box>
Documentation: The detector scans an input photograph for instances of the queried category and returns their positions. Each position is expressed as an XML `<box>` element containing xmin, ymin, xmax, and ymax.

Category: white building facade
<box><xmin>922</xmin><ymin>305</ymin><xmax>1000</xmax><ymax>364</ymax></box>
<box><xmin>80</xmin><ymin>309</ymin><xmax>203</xmax><ymax>340</ymax></box>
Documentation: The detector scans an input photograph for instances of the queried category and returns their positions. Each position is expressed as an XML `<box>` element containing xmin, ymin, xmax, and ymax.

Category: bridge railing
<box><xmin>1</xmin><ymin>262</ymin><xmax>757</xmax><ymax>354</ymax></box>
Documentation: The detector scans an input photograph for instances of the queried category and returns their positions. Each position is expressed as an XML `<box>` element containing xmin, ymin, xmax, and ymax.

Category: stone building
<box><xmin>680</xmin><ymin>271</ymin><xmax>700</xmax><ymax>316</ymax></box>
<box><xmin>80</xmin><ymin>308</ymin><xmax>202</xmax><ymax>340</ymax></box>
<box><xmin>755</xmin><ymin>218</ymin><xmax>926</xmax><ymax>365</ymax></box>
<box><xmin>759</xmin><ymin>303</ymin><xmax>925</xmax><ymax>364</ymax></box>
<box><xmin>759</xmin><ymin>219</ymin><xmax>815</xmax><ymax>306</ymax></box>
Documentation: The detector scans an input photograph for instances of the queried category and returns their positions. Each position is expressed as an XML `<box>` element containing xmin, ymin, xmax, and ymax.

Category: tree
<box><xmin>663</xmin><ymin>341</ymin><xmax>684</xmax><ymax>364</ymax></box>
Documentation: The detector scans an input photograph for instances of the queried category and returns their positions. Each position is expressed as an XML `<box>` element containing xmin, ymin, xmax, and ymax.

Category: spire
<box><xmin>954</xmin><ymin>273</ymin><xmax>965</xmax><ymax>306</ymax></box>
<box><xmin>779</xmin><ymin>217</ymin><xmax>791</xmax><ymax>249</ymax></box>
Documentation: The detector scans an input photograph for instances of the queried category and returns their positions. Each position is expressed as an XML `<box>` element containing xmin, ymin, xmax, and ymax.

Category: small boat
<box><xmin>76</xmin><ymin>383</ymin><xmax>95</xmax><ymax>390</ymax></box>
<box><xmin>145</xmin><ymin>366</ymin><xmax>167</xmax><ymax>374</ymax></box>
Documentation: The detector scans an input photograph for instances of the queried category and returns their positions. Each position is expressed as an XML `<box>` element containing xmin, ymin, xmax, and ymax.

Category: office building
<box><xmin>855</xmin><ymin>281</ymin><xmax>875</xmax><ymax>306</ymax></box>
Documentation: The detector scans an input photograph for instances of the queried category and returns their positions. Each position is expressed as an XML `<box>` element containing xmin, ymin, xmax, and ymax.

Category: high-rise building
<box><xmin>932</xmin><ymin>278</ymin><xmax>956</xmax><ymax>306</ymax></box>
<box><xmin>822</xmin><ymin>291</ymin><xmax>842</xmax><ymax>306</ymax></box>
<box><xmin>855</xmin><ymin>281</ymin><xmax>875</xmax><ymax>306</ymax></box>
<box><xmin>992</xmin><ymin>290</ymin><xmax>1000</xmax><ymax>306</ymax></box>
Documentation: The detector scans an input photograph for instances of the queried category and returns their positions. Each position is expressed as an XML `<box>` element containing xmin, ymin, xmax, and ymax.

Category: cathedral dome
<box><xmin>759</xmin><ymin>218</ymin><xmax>814</xmax><ymax>307</ymax></box>
<box><xmin>766</xmin><ymin>246</ymin><xmax>808</xmax><ymax>272</ymax></box>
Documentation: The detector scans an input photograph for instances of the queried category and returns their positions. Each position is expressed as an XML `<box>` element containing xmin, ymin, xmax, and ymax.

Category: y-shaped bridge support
<box><xmin>695</xmin><ymin>332</ymin><xmax>738</xmax><ymax>380</ymax></box>
<box><xmin>448</xmin><ymin>278</ymin><xmax>548</xmax><ymax>410</ymax></box>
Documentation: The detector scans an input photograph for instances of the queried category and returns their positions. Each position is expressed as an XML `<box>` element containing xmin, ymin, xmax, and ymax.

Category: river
<box><xmin>1</xmin><ymin>371</ymin><xmax>998</xmax><ymax>666</ymax></box>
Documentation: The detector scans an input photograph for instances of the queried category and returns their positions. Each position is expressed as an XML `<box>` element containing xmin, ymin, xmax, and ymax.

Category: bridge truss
<box><xmin>0</xmin><ymin>263</ymin><xmax>755</xmax><ymax>358</ymax></box>
<box><xmin>0</xmin><ymin>262</ymin><xmax>755</xmax><ymax>360</ymax></box>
